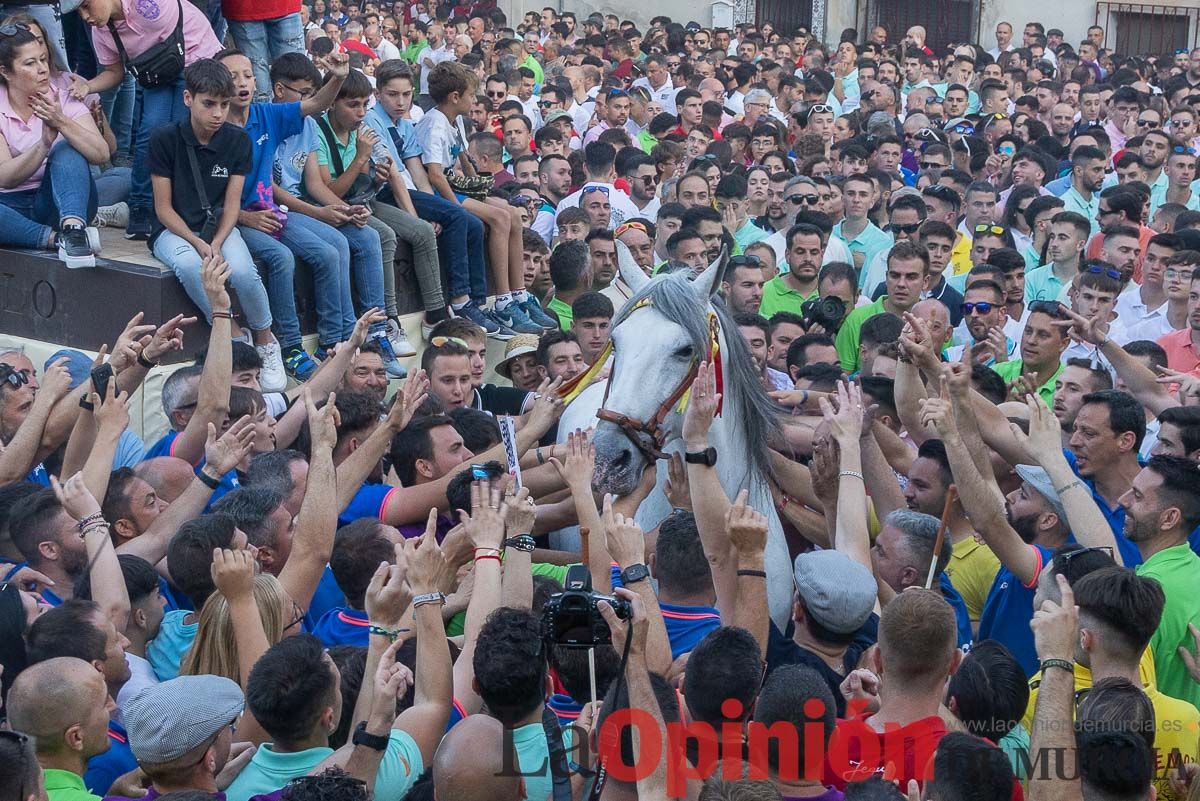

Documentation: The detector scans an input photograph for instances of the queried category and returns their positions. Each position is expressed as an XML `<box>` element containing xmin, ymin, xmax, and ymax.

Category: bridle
<box><xmin>557</xmin><ymin>297</ymin><xmax>723</xmax><ymax>461</ymax></box>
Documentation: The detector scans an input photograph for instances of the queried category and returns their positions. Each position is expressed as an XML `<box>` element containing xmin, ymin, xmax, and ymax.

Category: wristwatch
<box><xmin>683</xmin><ymin>447</ymin><xmax>718</xmax><ymax>467</ymax></box>
<box><xmin>620</xmin><ymin>563</ymin><xmax>650</xmax><ymax>585</ymax></box>
<box><xmin>504</xmin><ymin>535</ymin><xmax>536</xmax><ymax>552</ymax></box>
<box><xmin>352</xmin><ymin>722</ymin><xmax>390</xmax><ymax>752</ymax></box>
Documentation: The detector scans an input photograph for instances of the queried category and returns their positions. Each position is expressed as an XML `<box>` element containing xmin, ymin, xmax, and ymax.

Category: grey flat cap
<box><xmin>793</xmin><ymin>549</ymin><xmax>878</xmax><ymax>635</ymax></box>
<box><xmin>124</xmin><ymin>675</ymin><xmax>244</xmax><ymax>763</ymax></box>
<box><xmin>1014</xmin><ymin>464</ymin><xmax>1069</xmax><ymax>522</ymax></box>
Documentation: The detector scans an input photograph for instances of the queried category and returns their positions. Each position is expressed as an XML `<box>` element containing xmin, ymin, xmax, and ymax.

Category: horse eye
<box><xmin>673</xmin><ymin>345</ymin><xmax>694</xmax><ymax>359</ymax></box>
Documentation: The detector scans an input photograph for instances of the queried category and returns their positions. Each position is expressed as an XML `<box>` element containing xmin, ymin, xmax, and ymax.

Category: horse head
<box><xmin>591</xmin><ymin>249</ymin><xmax>726</xmax><ymax>495</ymax></box>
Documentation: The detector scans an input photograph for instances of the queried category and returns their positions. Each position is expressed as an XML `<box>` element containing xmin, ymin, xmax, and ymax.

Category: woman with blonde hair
<box><xmin>179</xmin><ymin>558</ymin><xmax>303</xmax><ymax>686</ymax></box>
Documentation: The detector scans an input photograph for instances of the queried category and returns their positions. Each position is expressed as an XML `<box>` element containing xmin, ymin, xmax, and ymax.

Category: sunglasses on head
<box><xmin>786</xmin><ymin>193</ymin><xmax>821</xmax><ymax>206</ymax></box>
<box><xmin>1084</xmin><ymin>263</ymin><xmax>1122</xmax><ymax>280</ymax></box>
<box><xmin>1172</xmin><ymin>145</ymin><xmax>1196</xmax><ymax>155</ymax></box>
<box><xmin>961</xmin><ymin>301</ymin><xmax>996</xmax><ymax>315</ymax></box>
<box><xmin>809</xmin><ymin>103</ymin><xmax>834</xmax><ymax>113</ymax></box>
<box><xmin>0</xmin><ymin>22</ymin><xmax>30</xmax><ymax>36</ymax></box>
<box><xmin>1053</xmin><ymin>545</ymin><xmax>1114</xmax><ymax>571</ymax></box>
<box><xmin>615</xmin><ymin>220</ymin><xmax>649</xmax><ymax>237</ymax></box>
<box><xmin>974</xmin><ymin>223</ymin><xmax>1008</xmax><ymax>236</ymax></box>
<box><xmin>430</xmin><ymin>336</ymin><xmax>470</xmax><ymax>348</ymax></box>
<box><xmin>728</xmin><ymin>255</ymin><xmax>762</xmax><ymax>268</ymax></box>
<box><xmin>1028</xmin><ymin>299</ymin><xmax>1063</xmax><ymax>314</ymax></box>
<box><xmin>581</xmin><ymin>185</ymin><xmax>611</xmax><ymax>197</ymax></box>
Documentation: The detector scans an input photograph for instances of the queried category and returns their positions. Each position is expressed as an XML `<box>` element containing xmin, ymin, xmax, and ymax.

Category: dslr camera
<box><xmin>801</xmin><ymin>295</ymin><xmax>846</xmax><ymax>332</ymax></box>
<box><xmin>540</xmin><ymin>565</ymin><xmax>631</xmax><ymax>648</ymax></box>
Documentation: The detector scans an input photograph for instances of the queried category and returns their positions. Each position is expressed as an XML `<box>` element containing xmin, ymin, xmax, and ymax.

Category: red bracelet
<box><xmin>475</xmin><ymin>554</ymin><xmax>502</xmax><ymax>564</ymax></box>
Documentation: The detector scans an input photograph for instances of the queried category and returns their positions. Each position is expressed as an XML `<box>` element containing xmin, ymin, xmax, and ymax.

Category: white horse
<box><xmin>557</xmin><ymin>244</ymin><xmax>794</xmax><ymax>629</ymax></box>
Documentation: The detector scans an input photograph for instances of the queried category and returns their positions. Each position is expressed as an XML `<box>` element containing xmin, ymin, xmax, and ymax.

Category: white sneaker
<box><xmin>255</xmin><ymin>340</ymin><xmax>288</xmax><ymax>392</ymax></box>
<box><xmin>386</xmin><ymin>317</ymin><xmax>417</xmax><ymax>357</ymax></box>
<box><xmin>94</xmin><ymin>202</ymin><xmax>129</xmax><ymax>229</ymax></box>
<box><xmin>86</xmin><ymin>226</ymin><xmax>102</xmax><ymax>256</ymax></box>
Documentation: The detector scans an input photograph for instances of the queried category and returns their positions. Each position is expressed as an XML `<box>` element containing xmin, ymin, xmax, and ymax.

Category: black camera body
<box><xmin>801</xmin><ymin>295</ymin><xmax>847</xmax><ymax>332</ymax></box>
<box><xmin>541</xmin><ymin>565</ymin><xmax>631</xmax><ymax>648</ymax></box>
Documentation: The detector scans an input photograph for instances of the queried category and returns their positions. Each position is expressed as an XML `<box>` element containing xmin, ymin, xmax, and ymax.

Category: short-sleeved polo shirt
<box><xmin>834</xmin><ymin>296</ymin><xmax>888</xmax><ymax>373</ymax></box>
<box><xmin>147</xmin><ymin>120</ymin><xmax>252</xmax><ymax>246</ymax></box>
<box><xmin>832</xmin><ymin>219</ymin><xmax>893</xmax><ymax>272</ymax></box>
<box><xmin>1137</xmin><ymin>543</ymin><xmax>1200</xmax><ymax>708</ymax></box>
<box><xmin>758</xmin><ymin>275</ymin><xmax>818</xmax><ymax>319</ymax></box>
<box><xmin>990</xmin><ymin>360</ymin><xmax>1062</xmax><ymax>407</ymax></box>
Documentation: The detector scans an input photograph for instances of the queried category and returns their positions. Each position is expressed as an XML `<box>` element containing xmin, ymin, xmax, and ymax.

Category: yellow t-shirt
<box><xmin>945</xmin><ymin>535</ymin><xmax>1001</xmax><ymax>622</ymax></box>
<box><xmin>950</xmin><ymin>233</ymin><xmax>973</xmax><ymax>275</ymax></box>
<box><xmin>1020</xmin><ymin>655</ymin><xmax>1197</xmax><ymax>801</ymax></box>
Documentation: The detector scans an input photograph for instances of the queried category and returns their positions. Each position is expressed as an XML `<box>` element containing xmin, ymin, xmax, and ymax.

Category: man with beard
<box><xmin>759</xmin><ymin>224</ymin><xmax>822</xmax><ymax>318</ymax></box>
<box><xmin>1049</xmin><ymin>103</ymin><xmax>1075</xmax><ymax>147</ymax></box>
<box><xmin>837</xmin><ymin>241</ymin><xmax>931</xmax><ymax>373</ymax></box>
<box><xmin>1051</xmin><ymin>359</ymin><xmax>1114</xmax><ymax>446</ymax></box>
<box><xmin>946</xmin><ymin>280</ymin><xmax>1015</xmax><ymax>366</ymax></box>
<box><xmin>1141</xmin><ymin>129</ymin><xmax>1172</xmax><ymax>196</ymax></box>
<box><xmin>991</xmin><ymin>302</ymin><xmax>1071</xmax><ymax>407</ymax></box>
<box><xmin>1156</xmin><ymin>268</ymin><xmax>1200</xmax><ymax>374</ymax></box>
<box><xmin>1126</xmin><ymin>455</ymin><xmax>1200</xmax><ymax>706</ymax></box>
<box><xmin>756</xmin><ymin>173</ymin><xmax>792</xmax><ymax>234</ymax></box>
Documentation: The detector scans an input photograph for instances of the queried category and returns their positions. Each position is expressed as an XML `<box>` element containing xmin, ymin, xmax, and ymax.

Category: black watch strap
<box><xmin>621</xmin><ymin>563</ymin><xmax>650</xmax><ymax>585</ymax></box>
<box><xmin>352</xmin><ymin>721</ymin><xmax>390</xmax><ymax>752</ymax></box>
<box><xmin>683</xmin><ymin>447</ymin><xmax>717</xmax><ymax>466</ymax></box>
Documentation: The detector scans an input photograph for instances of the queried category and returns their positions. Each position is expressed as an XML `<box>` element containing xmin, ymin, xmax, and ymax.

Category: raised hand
<box><xmin>93</xmin><ymin>380</ymin><xmax>130</xmax><ymax>435</ymax></box>
<box><xmin>548</xmin><ymin>428</ymin><xmax>596</xmax><ymax>492</ymax></box>
<box><xmin>663</xmin><ymin>453</ymin><xmax>691</xmax><ymax>511</ymax></box>
<box><xmin>349</xmin><ymin>307</ymin><xmax>387</xmax><ymax>348</ymax></box>
<box><xmin>143</xmin><ymin>314</ymin><xmax>196</xmax><ymax>363</ymax></box>
<box><xmin>941</xmin><ymin>353</ymin><xmax>972</xmax><ymax>400</ymax></box>
<box><xmin>726</xmin><ymin>489</ymin><xmax>767</xmax><ymax>556</ymax></box>
<box><xmin>38</xmin><ymin>357</ymin><xmax>74</xmax><ymax>403</ymax></box>
<box><xmin>918</xmin><ymin>387</ymin><xmax>957</xmax><ymax>440</ymax></box>
<box><xmin>372</xmin><ymin>638</ymin><xmax>413</xmax><ymax>728</ymax></box>
<box><xmin>364</xmin><ymin>550</ymin><xmax>410</xmax><ymax>629</ymax></box>
<box><xmin>386</xmin><ymin>369</ymin><xmax>429</xmax><ymax>433</ymax></box>
<box><xmin>201</xmin><ymin>253</ymin><xmax>233</xmax><ymax>310</ymax></box>
<box><xmin>818</xmin><ymin>380</ymin><xmax>864</xmax><ymax>445</ymax></box>
<box><xmin>1010</xmin><ymin>393</ymin><xmax>1065</xmax><ymax>465</ymax></box>
<box><xmin>984</xmin><ymin>327</ymin><xmax>1009</xmax><ymax>364</ymax></box>
<box><xmin>601</xmin><ymin>493</ymin><xmax>645</xmax><ymax>569</ymax></box>
<box><xmin>306</xmin><ymin>390</ymin><xmax>341</xmax><ymax>452</ymax></box>
<box><xmin>205</xmin><ymin>418</ymin><xmax>255</xmax><ymax>476</ymax></box>
<box><xmin>325</xmin><ymin>50</ymin><xmax>350</xmax><ymax>79</ymax></box>
<box><xmin>1031</xmin><ymin>573</ymin><xmax>1079</xmax><ymax>662</ymax></box>
<box><xmin>211</xmin><ymin>548</ymin><xmax>257</xmax><ymax>601</ymax></box>
<box><xmin>681</xmin><ymin>361</ymin><xmax>720</xmax><ymax>448</ymax></box>
<box><xmin>526</xmin><ymin>377</ymin><xmax>565</xmax><ymax>435</ymax></box>
<box><xmin>1057</xmin><ymin>305</ymin><xmax>1109</xmax><ymax>346</ymax></box>
<box><xmin>50</xmin><ymin>472</ymin><xmax>101</xmax><ymax>521</ymax></box>
<box><xmin>460</xmin><ymin>479</ymin><xmax>506</xmax><ymax>552</ymax></box>
<box><xmin>809</xmin><ymin>433</ymin><xmax>840</xmax><ymax>504</ymax></box>
<box><xmin>899</xmin><ymin>312</ymin><xmax>937</xmax><ymax>371</ymax></box>
<box><xmin>1155</xmin><ymin>366</ymin><xmax>1200</xmax><ymax>406</ymax></box>
<box><xmin>501</xmin><ymin>485</ymin><xmax>537</xmax><ymax>536</ymax></box>
<box><xmin>109</xmin><ymin>312</ymin><xmax>158</xmax><ymax>372</ymax></box>
<box><xmin>405</xmin><ymin>511</ymin><xmax>449</xmax><ymax>594</ymax></box>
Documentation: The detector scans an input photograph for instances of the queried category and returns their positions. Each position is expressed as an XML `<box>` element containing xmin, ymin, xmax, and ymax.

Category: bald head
<box><xmin>433</xmin><ymin>715</ymin><xmax>524</xmax><ymax>801</ymax></box>
<box><xmin>912</xmin><ymin>299</ymin><xmax>952</xmax><ymax>346</ymax></box>
<box><xmin>135</xmin><ymin>456</ymin><xmax>197</xmax><ymax>503</ymax></box>
<box><xmin>7</xmin><ymin>657</ymin><xmax>110</xmax><ymax>756</ymax></box>
<box><xmin>699</xmin><ymin>78</ymin><xmax>725</xmax><ymax>100</ymax></box>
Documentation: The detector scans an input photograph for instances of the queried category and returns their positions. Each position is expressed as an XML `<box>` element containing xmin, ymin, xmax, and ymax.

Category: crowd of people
<box><xmin>5</xmin><ymin>2</ymin><xmax>1200</xmax><ymax>801</ymax></box>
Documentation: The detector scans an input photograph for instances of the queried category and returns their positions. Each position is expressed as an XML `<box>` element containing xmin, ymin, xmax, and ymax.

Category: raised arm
<box><xmin>727</xmin><ymin>492</ymin><xmax>770</xmax><ymax>660</ymax></box>
<box><xmin>392</xmin><ymin>524</ymin><xmax>453</xmax><ymax>767</ymax></box>
<box><xmin>860</xmin><ymin>419</ymin><xmax>906</xmax><ymax>522</ymax></box>
<box><xmin>946</xmin><ymin>345</ymin><xmax>1005</xmax><ymax>497</ymax></box>
<box><xmin>603</xmin><ymin>495</ymin><xmax>672</xmax><ymax>677</ymax></box>
<box><xmin>211</xmin><ymin>548</ymin><xmax>270</xmax><ymax>689</ymax></box>
<box><xmin>820</xmin><ymin>381</ymin><xmax>872</xmax><ymax>571</ymax></box>
<box><xmin>0</xmin><ymin>358</ymin><xmax>72</xmax><ymax>484</ymax></box>
<box><xmin>79</xmin><ymin>382</ymin><xmax>130</xmax><ymax>505</ymax></box>
<box><xmin>922</xmin><ymin>384</ymin><xmax>1040</xmax><ymax>583</ymax></box>
<box><xmin>1027</xmin><ymin>574</ymin><xmax>1083</xmax><ymax>801</ymax></box>
<box><xmin>1011</xmin><ymin>395</ymin><xmax>1122</xmax><ymax>565</ymax></box>
<box><xmin>1064</xmin><ymin>307</ymin><xmax>1180</xmax><ymax>416</ymax></box>
<box><xmin>680</xmin><ymin>361</ymin><xmax>738</xmax><ymax>615</ymax></box>
<box><xmin>300</xmin><ymin>52</ymin><xmax>349</xmax><ymax>117</ymax></box>
<box><xmin>52</xmin><ymin>474</ymin><xmax>129</xmax><ymax>630</ymax></box>
<box><xmin>500</xmin><ymin>486</ymin><xmax>536</xmax><ymax>609</ymax></box>
<box><xmin>278</xmin><ymin>391</ymin><xmax>339</xmax><ymax>612</ymax></box>
<box><xmin>171</xmin><ymin>255</ymin><xmax>235</xmax><ymax>465</ymax></box>
<box><xmin>451</xmin><ymin>480</ymin><xmax>506</xmax><ymax>713</ymax></box>
<box><xmin>548</xmin><ymin>429</ymin><xmax>609</xmax><ymax>592</ymax></box>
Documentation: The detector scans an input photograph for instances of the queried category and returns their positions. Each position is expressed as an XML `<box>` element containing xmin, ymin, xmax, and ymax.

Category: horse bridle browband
<box><xmin>558</xmin><ymin>298</ymin><xmax>722</xmax><ymax>461</ymax></box>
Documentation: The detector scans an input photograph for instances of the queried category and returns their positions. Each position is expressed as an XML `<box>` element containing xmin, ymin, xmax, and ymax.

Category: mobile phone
<box><xmin>90</xmin><ymin>363</ymin><xmax>113</xmax><ymax>400</ymax></box>
<box><xmin>470</xmin><ymin>463</ymin><xmax>504</xmax><ymax>480</ymax></box>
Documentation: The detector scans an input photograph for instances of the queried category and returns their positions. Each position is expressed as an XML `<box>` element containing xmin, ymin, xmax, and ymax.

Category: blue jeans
<box><xmin>227</xmin><ymin>15</ymin><xmax>305</xmax><ymax>102</ymax></box>
<box><xmin>153</xmin><ymin>228</ymin><xmax>273</xmax><ymax>331</ymax></box>
<box><xmin>95</xmin><ymin>166</ymin><xmax>132</xmax><ymax>207</ymax></box>
<box><xmin>101</xmin><ymin>71</ymin><xmax>136</xmax><ymax>164</ymax></box>
<box><xmin>409</xmin><ymin>189</ymin><xmax>487</xmax><ymax>303</ymax></box>
<box><xmin>0</xmin><ymin>142</ymin><xmax>98</xmax><ymax>249</ymax></box>
<box><xmin>239</xmin><ymin>211</ymin><xmax>353</xmax><ymax>349</ymax></box>
<box><xmin>338</xmin><ymin>221</ymin><xmax>387</xmax><ymax>340</ymax></box>
<box><xmin>131</xmin><ymin>79</ymin><xmax>188</xmax><ymax>213</ymax></box>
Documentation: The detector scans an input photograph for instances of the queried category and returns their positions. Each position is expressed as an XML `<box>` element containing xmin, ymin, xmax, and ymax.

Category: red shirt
<box><xmin>221</xmin><ymin>0</ymin><xmax>299</xmax><ymax>23</ymax></box>
<box><xmin>826</xmin><ymin>714</ymin><xmax>947</xmax><ymax>791</ymax></box>
<box><xmin>340</xmin><ymin>39</ymin><xmax>378</xmax><ymax>59</ymax></box>
<box><xmin>1157</xmin><ymin>328</ymin><xmax>1200</xmax><ymax>374</ymax></box>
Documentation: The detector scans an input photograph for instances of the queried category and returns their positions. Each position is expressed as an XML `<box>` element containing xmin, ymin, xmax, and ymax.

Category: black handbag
<box><xmin>185</xmin><ymin>143</ymin><xmax>222</xmax><ymax>244</ymax></box>
<box><xmin>107</xmin><ymin>0</ymin><xmax>186</xmax><ymax>89</ymax></box>
<box><xmin>315</xmin><ymin>116</ymin><xmax>378</xmax><ymax>206</ymax></box>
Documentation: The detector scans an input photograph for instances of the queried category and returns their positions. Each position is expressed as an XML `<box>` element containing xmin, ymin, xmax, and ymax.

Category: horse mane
<box><xmin>616</xmin><ymin>272</ymin><xmax>782</xmax><ymax>486</ymax></box>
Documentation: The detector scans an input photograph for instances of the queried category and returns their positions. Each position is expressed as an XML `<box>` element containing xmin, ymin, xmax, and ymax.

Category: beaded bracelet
<box><xmin>76</xmin><ymin>513</ymin><xmax>105</xmax><ymax>532</ymax></box>
<box><xmin>368</xmin><ymin>624</ymin><xmax>410</xmax><ymax>642</ymax></box>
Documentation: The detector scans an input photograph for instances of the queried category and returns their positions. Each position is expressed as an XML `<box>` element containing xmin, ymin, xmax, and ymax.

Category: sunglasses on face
<box><xmin>0</xmin><ymin>365</ymin><xmax>30</xmax><ymax>390</ymax></box>
<box><xmin>888</xmin><ymin>221</ymin><xmax>922</xmax><ymax>234</ymax></box>
<box><xmin>786</xmin><ymin>193</ymin><xmax>821</xmax><ymax>206</ymax></box>
<box><xmin>1137</xmin><ymin>118</ymin><xmax>1159</xmax><ymax>127</ymax></box>
<box><xmin>920</xmin><ymin>160</ymin><xmax>947</xmax><ymax>170</ymax></box>
<box><xmin>961</xmin><ymin>301</ymin><xmax>997</xmax><ymax>315</ymax></box>
<box><xmin>486</xmin><ymin>90</ymin><xmax>506</xmax><ymax>99</ymax></box>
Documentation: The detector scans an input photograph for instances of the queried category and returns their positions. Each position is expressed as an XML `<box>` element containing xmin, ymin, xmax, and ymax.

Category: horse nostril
<box><xmin>612</xmin><ymin>449</ymin><xmax>632</xmax><ymax>470</ymax></box>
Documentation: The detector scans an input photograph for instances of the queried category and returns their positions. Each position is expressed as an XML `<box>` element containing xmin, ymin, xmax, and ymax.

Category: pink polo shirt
<box><xmin>90</xmin><ymin>0</ymin><xmax>221</xmax><ymax>68</ymax></box>
<box><xmin>0</xmin><ymin>82</ymin><xmax>91</xmax><ymax>193</ymax></box>
<box><xmin>1157</xmin><ymin>328</ymin><xmax>1200</xmax><ymax>375</ymax></box>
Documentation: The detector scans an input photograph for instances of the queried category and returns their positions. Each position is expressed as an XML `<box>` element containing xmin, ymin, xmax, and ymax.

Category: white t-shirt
<box><xmin>632</xmin><ymin>76</ymin><xmax>678</xmax><ymax>115</ymax></box>
<box><xmin>555</xmin><ymin>181</ymin><xmax>641</xmax><ymax>229</ymax></box>
<box><xmin>414</xmin><ymin>107</ymin><xmax>466</xmax><ymax>172</ymax></box>
<box><xmin>374</xmin><ymin>38</ymin><xmax>401</xmax><ymax>62</ymax></box>
<box><xmin>418</xmin><ymin>45</ymin><xmax>456</xmax><ymax>95</ymax></box>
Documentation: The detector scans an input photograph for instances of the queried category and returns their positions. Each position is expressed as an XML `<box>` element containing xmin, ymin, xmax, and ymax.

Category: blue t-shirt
<box><xmin>338</xmin><ymin>482</ymin><xmax>396</xmax><ymax>528</ymax></box>
<box><xmin>939</xmin><ymin>572</ymin><xmax>974</xmax><ymax>652</ymax></box>
<box><xmin>1062</xmin><ymin>449</ymin><xmax>1143</xmax><ymax>567</ymax></box>
<box><xmin>977</xmin><ymin>544</ymin><xmax>1052</xmax><ymax>676</ymax></box>
<box><xmin>84</xmin><ymin>721</ymin><xmax>137</xmax><ymax>796</ymax></box>
<box><xmin>274</xmin><ymin>116</ymin><xmax>320</xmax><ymax>197</ymax></box>
<box><xmin>659</xmin><ymin>601</ymin><xmax>722</xmax><ymax>659</ymax></box>
<box><xmin>147</xmin><ymin>609</ymin><xmax>198</xmax><ymax>681</ymax></box>
<box><xmin>547</xmin><ymin>693</ymin><xmax>583</xmax><ymax>728</ymax></box>
<box><xmin>311</xmin><ymin>605</ymin><xmax>369</xmax><ymax>648</ymax></box>
<box><xmin>364</xmin><ymin>104</ymin><xmax>423</xmax><ymax>168</ymax></box>
<box><xmin>26</xmin><ymin>463</ymin><xmax>49</xmax><ymax>486</ymax></box>
<box><xmin>114</xmin><ymin>430</ymin><xmax>147</xmax><ymax>468</ymax></box>
<box><xmin>240</xmin><ymin>101</ymin><xmax>304</xmax><ymax>209</ymax></box>
<box><xmin>303</xmin><ymin>565</ymin><xmax>346</xmax><ymax>632</ymax></box>
<box><xmin>143</xmin><ymin>430</ymin><xmax>181</xmax><ymax>461</ymax></box>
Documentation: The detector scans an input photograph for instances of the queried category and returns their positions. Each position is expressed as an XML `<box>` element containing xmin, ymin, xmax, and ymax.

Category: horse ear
<box><xmin>691</xmin><ymin>247</ymin><xmax>727</xmax><ymax>300</ymax></box>
<box><xmin>615</xmin><ymin>239</ymin><xmax>651</xmax><ymax>294</ymax></box>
